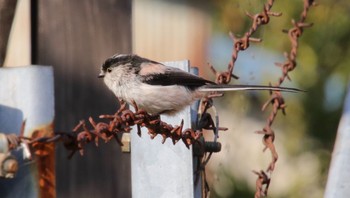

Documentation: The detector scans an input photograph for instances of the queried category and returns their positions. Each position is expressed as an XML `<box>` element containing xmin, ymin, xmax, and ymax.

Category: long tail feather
<box><xmin>200</xmin><ymin>84</ymin><xmax>304</xmax><ymax>93</ymax></box>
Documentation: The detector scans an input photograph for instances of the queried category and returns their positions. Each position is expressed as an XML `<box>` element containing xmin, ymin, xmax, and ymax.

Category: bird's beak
<box><xmin>98</xmin><ymin>71</ymin><xmax>105</xmax><ymax>78</ymax></box>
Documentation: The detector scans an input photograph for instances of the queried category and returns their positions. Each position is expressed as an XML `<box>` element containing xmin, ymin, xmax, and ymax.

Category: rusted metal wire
<box><xmin>209</xmin><ymin>0</ymin><xmax>315</xmax><ymax>197</ymax></box>
<box><xmin>2</xmin><ymin>97</ymin><xmax>224</xmax><ymax>198</ymax></box>
<box><xmin>254</xmin><ymin>1</ymin><xmax>315</xmax><ymax>197</ymax></box>
<box><xmin>204</xmin><ymin>1</ymin><xmax>281</xmax><ymax>196</ymax></box>
<box><xmin>4</xmin><ymin>101</ymin><xmax>224</xmax><ymax>160</ymax></box>
<box><xmin>210</xmin><ymin>0</ymin><xmax>281</xmax><ymax>84</ymax></box>
<box><xmin>209</xmin><ymin>1</ymin><xmax>281</xmax><ymax>195</ymax></box>
<box><xmin>253</xmin><ymin>170</ymin><xmax>270</xmax><ymax>198</ymax></box>
<box><xmin>260</xmin><ymin>1</ymin><xmax>313</xmax><ymax>197</ymax></box>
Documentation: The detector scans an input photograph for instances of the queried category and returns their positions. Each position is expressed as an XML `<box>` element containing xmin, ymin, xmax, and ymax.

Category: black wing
<box><xmin>139</xmin><ymin>63</ymin><xmax>215</xmax><ymax>90</ymax></box>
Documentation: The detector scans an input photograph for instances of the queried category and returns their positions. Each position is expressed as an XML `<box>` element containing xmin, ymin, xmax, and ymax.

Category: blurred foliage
<box><xmin>206</xmin><ymin>0</ymin><xmax>350</xmax><ymax>197</ymax></box>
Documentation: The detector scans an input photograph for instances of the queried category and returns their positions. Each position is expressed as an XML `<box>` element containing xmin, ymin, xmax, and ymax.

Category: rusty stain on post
<box><xmin>30</xmin><ymin>122</ymin><xmax>56</xmax><ymax>198</ymax></box>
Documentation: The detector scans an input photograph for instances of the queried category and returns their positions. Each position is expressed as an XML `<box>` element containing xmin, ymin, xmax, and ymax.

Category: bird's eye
<box><xmin>107</xmin><ymin>68</ymin><xmax>112</xmax><ymax>73</ymax></box>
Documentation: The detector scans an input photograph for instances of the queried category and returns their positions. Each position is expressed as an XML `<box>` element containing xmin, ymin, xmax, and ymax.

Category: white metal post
<box><xmin>131</xmin><ymin>60</ymin><xmax>194</xmax><ymax>198</ymax></box>
<box><xmin>325</xmin><ymin>85</ymin><xmax>350</xmax><ymax>197</ymax></box>
<box><xmin>0</xmin><ymin>66</ymin><xmax>55</xmax><ymax>197</ymax></box>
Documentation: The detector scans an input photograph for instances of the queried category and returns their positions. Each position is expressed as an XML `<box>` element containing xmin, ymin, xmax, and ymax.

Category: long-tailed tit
<box><xmin>98</xmin><ymin>54</ymin><xmax>301</xmax><ymax>115</ymax></box>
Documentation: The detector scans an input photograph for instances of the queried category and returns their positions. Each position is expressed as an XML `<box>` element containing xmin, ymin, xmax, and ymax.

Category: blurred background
<box><xmin>2</xmin><ymin>0</ymin><xmax>350</xmax><ymax>197</ymax></box>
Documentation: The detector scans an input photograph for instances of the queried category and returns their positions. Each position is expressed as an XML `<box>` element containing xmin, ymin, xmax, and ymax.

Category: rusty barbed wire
<box><xmin>253</xmin><ymin>170</ymin><xmax>270</xmax><ymax>198</ymax></box>
<box><xmin>3</xmin><ymin>100</ymin><xmax>226</xmax><ymax>160</ymax></box>
<box><xmin>208</xmin><ymin>1</ymin><xmax>281</xmax><ymax>196</ymax></box>
<box><xmin>255</xmin><ymin>0</ymin><xmax>315</xmax><ymax>197</ymax></box>
<box><xmin>210</xmin><ymin>0</ymin><xmax>281</xmax><ymax>84</ymax></box>
<box><xmin>1</xmin><ymin>99</ymin><xmax>224</xmax><ymax>198</ymax></box>
<box><xmin>208</xmin><ymin>0</ymin><xmax>315</xmax><ymax>197</ymax></box>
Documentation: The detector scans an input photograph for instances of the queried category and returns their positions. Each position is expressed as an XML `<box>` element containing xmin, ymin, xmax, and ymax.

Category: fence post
<box><xmin>325</xmin><ymin>84</ymin><xmax>350</xmax><ymax>197</ymax></box>
<box><xmin>0</xmin><ymin>66</ymin><xmax>55</xmax><ymax>198</ymax></box>
<box><xmin>130</xmin><ymin>60</ymin><xmax>195</xmax><ymax>198</ymax></box>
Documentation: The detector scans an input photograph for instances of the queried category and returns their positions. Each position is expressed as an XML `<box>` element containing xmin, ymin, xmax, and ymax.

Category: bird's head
<box><xmin>98</xmin><ymin>54</ymin><xmax>136</xmax><ymax>78</ymax></box>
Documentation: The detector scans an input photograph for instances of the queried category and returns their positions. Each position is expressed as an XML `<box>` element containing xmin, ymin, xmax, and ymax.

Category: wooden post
<box><xmin>0</xmin><ymin>0</ymin><xmax>17</xmax><ymax>66</ymax></box>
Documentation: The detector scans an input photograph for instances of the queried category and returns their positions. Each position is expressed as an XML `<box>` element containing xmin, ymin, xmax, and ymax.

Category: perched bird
<box><xmin>98</xmin><ymin>54</ymin><xmax>301</xmax><ymax>115</ymax></box>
